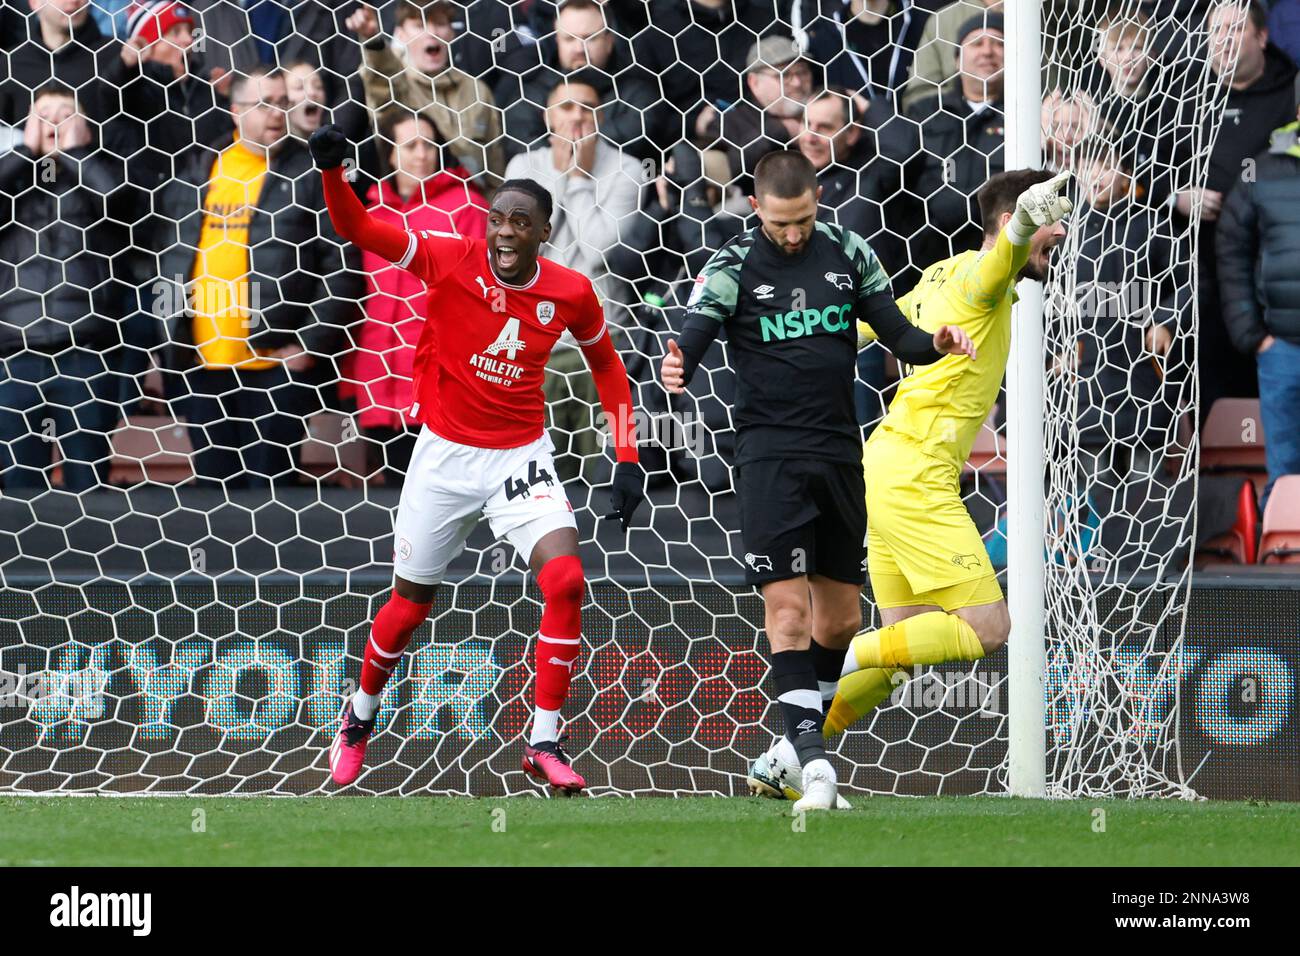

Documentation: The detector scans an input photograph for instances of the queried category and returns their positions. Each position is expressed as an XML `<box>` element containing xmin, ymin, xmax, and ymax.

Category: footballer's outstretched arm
<box><xmin>312</xmin><ymin>124</ymin><xmax>411</xmax><ymax>263</ymax></box>
<box><xmin>972</xmin><ymin>170</ymin><xmax>1074</xmax><ymax>300</ymax></box>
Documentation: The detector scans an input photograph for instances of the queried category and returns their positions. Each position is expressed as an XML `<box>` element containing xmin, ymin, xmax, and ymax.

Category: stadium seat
<box><xmin>300</xmin><ymin>412</ymin><xmax>367</xmax><ymax>484</ymax></box>
<box><xmin>1194</xmin><ymin>477</ymin><xmax>1258</xmax><ymax>567</ymax></box>
<box><xmin>1201</xmin><ymin>399</ymin><xmax>1267</xmax><ymax>491</ymax></box>
<box><xmin>1258</xmin><ymin>475</ymin><xmax>1300</xmax><ymax>565</ymax></box>
<box><xmin>108</xmin><ymin>415</ymin><xmax>195</xmax><ymax>485</ymax></box>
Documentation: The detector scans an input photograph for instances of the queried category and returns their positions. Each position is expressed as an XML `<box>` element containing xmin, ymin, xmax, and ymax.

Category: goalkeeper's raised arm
<box><xmin>311</xmin><ymin>123</ymin><xmax>412</xmax><ymax>263</ymax></box>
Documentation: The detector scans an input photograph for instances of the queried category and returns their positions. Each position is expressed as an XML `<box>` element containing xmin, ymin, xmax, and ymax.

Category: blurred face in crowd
<box><xmin>546</xmin><ymin>81</ymin><xmax>600</xmax><ymax>144</ymax></box>
<box><xmin>32</xmin><ymin>91</ymin><xmax>80</xmax><ymax>153</ymax></box>
<box><xmin>231</xmin><ymin>74</ymin><xmax>289</xmax><ymax>153</ymax></box>
<box><xmin>397</xmin><ymin>12</ymin><xmax>455</xmax><ymax>76</ymax></box>
<box><xmin>389</xmin><ymin>116</ymin><xmax>439</xmax><ymax>187</ymax></box>
<box><xmin>1208</xmin><ymin>4</ymin><xmax>1268</xmax><ymax>85</ymax></box>
<box><xmin>486</xmin><ymin>190</ymin><xmax>551</xmax><ymax>283</ymax></box>
<box><xmin>556</xmin><ymin>6</ymin><xmax>614</xmax><ymax>71</ymax></box>
<box><xmin>146</xmin><ymin>22</ymin><xmax>194</xmax><ymax>78</ymax></box>
<box><xmin>799</xmin><ymin>95</ymin><xmax>860</xmax><ymax>172</ymax></box>
<box><xmin>1042</xmin><ymin>93</ymin><xmax>1098</xmax><ymax>167</ymax></box>
<box><xmin>747</xmin><ymin>58</ymin><xmax>814</xmax><ymax>119</ymax></box>
<box><xmin>1098</xmin><ymin>25</ymin><xmax>1151</xmax><ymax>96</ymax></box>
<box><xmin>286</xmin><ymin>64</ymin><xmax>327</xmax><ymax>138</ymax></box>
<box><xmin>30</xmin><ymin>0</ymin><xmax>89</xmax><ymax>33</ymax></box>
<box><xmin>750</xmin><ymin>186</ymin><xmax>823</xmax><ymax>256</ymax></box>
<box><xmin>1080</xmin><ymin>154</ymin><xmax>1131</xmax><ymax>210</ymax></box>
<box><xmin>958</xmin><ymin>28</ymin><xmax>1005</xmax><ymax>99</ymax></box>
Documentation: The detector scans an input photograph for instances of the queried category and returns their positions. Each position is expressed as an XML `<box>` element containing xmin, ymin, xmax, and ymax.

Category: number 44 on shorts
<box><xmin>503</xmin><ymin>460</ymin><xmax>555</xmax><ymax>500</ymax></box>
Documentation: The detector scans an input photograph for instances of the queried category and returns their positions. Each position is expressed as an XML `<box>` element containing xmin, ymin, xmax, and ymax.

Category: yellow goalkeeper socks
<box><xmin>824</xmin><ymin>667</ymin><xmax>901</xmax><ymax>736</ymax></box>
<box><xmin>844</xmin><ymin>612</ymin><xmax>985</xmax><ymax>673</ymax></box>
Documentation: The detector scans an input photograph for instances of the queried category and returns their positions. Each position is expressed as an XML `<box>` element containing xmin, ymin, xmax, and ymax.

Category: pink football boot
<box><xmin>328</xmin><ymin>701</ymin><xmax>375</xmax><ymax>786</ymax></box>
<box><xmin>522</xmin><ymin>738</ymin><xmax>586</xmax><ymax>795</ymax></box>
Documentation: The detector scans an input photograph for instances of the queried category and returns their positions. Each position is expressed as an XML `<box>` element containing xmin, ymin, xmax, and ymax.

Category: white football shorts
<box><xmin>391</xmin><ymin>427</ymin><xmax>577</xmax><ymax>584</ymax></box>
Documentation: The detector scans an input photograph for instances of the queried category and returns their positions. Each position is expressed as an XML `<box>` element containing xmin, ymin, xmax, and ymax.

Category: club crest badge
<box><xmin>537</xmin><ymin>301</ymin><xmax>556</xmax><ymax>325</ymax></box>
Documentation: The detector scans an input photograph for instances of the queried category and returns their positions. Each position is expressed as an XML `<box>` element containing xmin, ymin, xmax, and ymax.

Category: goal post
<box><xmin>1004</xmin><ymin>0</ymin><xmax>1049</xmax><ymax>799</ymax></box>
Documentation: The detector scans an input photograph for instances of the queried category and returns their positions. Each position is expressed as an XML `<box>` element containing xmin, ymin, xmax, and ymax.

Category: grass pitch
<box><xmin>1</xmin><ymin>795</ymin><xmax>1295</xmax><ymax>866</ymax></box>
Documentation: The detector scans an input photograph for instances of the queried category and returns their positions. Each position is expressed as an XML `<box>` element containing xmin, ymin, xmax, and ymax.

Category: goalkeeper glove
<box><xmin>604</xmin><ymin>460</ymin><xmax>646</xmax><ymax>532</ymax></box>
<box><xmin>1009</xmin><ymin>170</ymin><xmax>1073</xmax><ymax>244</ymax></box>
<box><xmin>309</xmin><ymin>124</ymin><xmax>350</xmax><ymax>170</ymax></box>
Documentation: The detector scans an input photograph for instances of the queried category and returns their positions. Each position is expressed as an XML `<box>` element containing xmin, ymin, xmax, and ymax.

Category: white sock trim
<box><xmin>367</xmin><ymin>637</ymin><xmax>405</xmax><ymax>660</ymax></box>
<box><xmin>538</xmin><ymin>634</ymin><xmax>581</xmax><ymax>645</ymax></box>
<box><xmin>530</xmin><ymin>707</ymin><xmax>561</xmax><ymax>745</ymax></box>
<box><xmin>352</xmin><ymin>691</ymin><xmax>381</xmax><ymax>721</ymax></box>
<box><xmin>777</xmin><ymin>688</ymin><xmax>822</xmax><ymax>712</ymax></box>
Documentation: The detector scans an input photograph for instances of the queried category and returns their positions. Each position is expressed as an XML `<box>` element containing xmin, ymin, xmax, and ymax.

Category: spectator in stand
<box><xmin>1173</xmin><ymin>0</ymin><xmax>1298</xmax><ymax>414</ymax></box>
<box><xmin>341</xmin><ymin>109</ymin><xmax>488</xmax><ymax>483</ymax></box>
<box><xmin>906</xmin><ymin>14</ymin><xmax>1005</xmax><ymax>265</ymax></box>
<box><xmin>495</xmin><ymin>0</ymin><xmax>662</xmax><ymax>162</ymax></box>
<box><xmin>105</xmin><ymin>2</ymin><xmax>231</xmax><ymax>194</ymax></box>
<box><xmin>804</xmin><ymin>0</ymin><xmax>931</xmax><ymax>103</ymax></box>
<box><xmin>901</xmin><ymin>0</ymin><xmax>999</xmax><ymax>113</ymax></box>
<box><xmin>151</xmin><ymin>67</ymin><xmax>361</xmax><ymax>489</ymax></box>
<box><xmin>503</xmin><ymin>76</ymin><xmax>641</xmax><ymax>480</ymax></box>
<box><xmin>1063</xmin><ymin>138</ymin><xmax>1188</xmax><ymax>511</ymax></box>
<box><xmin>524</xmin><ymin>0</ymin><xmax>650</xmax><ymax>39</ymax></box>
<box><xmin>606</xmin><ymin>142</ymin><xmax>743</xmax><ymax>306</ymax></box>
<box><xmin>1217</xmin><ymin>100</ymin><xmax>1300</xmax><ymax>509</ymax></box>
<box><xmin>0</xmin><ymin>86</ymin><xmax>131</xmax><ymax>492</ymax></box>
<box><xmin>1268</xmin><ymin>0</ymin><xmax>1300</xmax><ymax>68</ymax></box>
<box><xmin>0</xmin><ymin>0</ymin><xmax>120</xmax><ymax>130</ymax></box>
<box><xmin>799</xmin><ymin>86</ymin><xmax>910</xmax><ymax>433</ymax></box>
<box><xmin>284</xmin><ymin>60</ymin><xmax>329</xmax><ymax>142</ymax></box>
<box><xmin>1081</xmin><ymin>10</ymin><xmax>1183</xmax><ymax>209</ymax></box>
<box><xmin>633</xmin><ymin>0</ymin><xmax>780</xmax><ymax>148</ymax></box>
<box><xmin>180</xmin><ymin>0</ymin><xmax>275</xmax><ymax>75</ymax></box>
<box><xmin>702</xmin><ymin>35</ymin><xmax>816</xmax><ymax>193</ymax></box>
<box><xmin>1041</xmin><ymin>90</ymin><xmax>1106</xmax><ymax>172</ymax></box>
<box><xmin>349</xmin><ymin>0</ymin><xmax>504</xmax><ymax>190</ymax></box>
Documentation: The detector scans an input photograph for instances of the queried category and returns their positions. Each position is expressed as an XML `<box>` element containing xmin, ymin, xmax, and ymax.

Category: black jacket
<box><xmin>1068</xmin><ymin>198</ymin><xmax>1190</xmax><ymax>449</ymax></box>
<box><xmin>1217</xmin><ymin>127</ymin><xmax>1300</xmax><ymax>353</ymax></box>
<box><xmin>815</xmin><ymin>136</ymin><xmax>911</xmax><ymax>281</ymax></box>
<box><xmin>494</xmin><ymin>39</ymin><xmax>664</xmax><ymax>161</ymax></box>
<box><xmin>906</xmin><ymin>91</ymin><xmax>1005</xmax><ymax>264</ymax></box>
<box><xmin>1082</xmin><ymin>60</ymin><xmax>1185</xmax><ymax>211</ymax></box>
<box><xmin>0</xmin><ymin>15</ymin><xmax>120</xmax><ymax>129</ymax></box>
<box><xmin>147</xmin><ymin>137</ymin><xmax>362</xmax><ymax>372</ymax></box>
<box><xmin>632</xmin><ymin>0</ymin><xmax>791</xmax><ymax>134</ymax></box>
<box><xmin>0</xmin><ymin>146</ymin><xmax>131</xmax><ymax>356</ymax></box>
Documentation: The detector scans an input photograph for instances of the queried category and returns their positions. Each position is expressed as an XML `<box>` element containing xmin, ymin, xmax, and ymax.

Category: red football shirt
<box><xmin>394</xmin><ymin>230</ymin><xmax>608</xmax><ymax>450</ymax></box>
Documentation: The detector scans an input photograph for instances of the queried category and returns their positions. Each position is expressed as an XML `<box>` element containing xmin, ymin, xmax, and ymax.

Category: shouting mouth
<box><xmin>494</xmin><ymin>244</ymin><xmax>519</xmax><ymax>272</ymax></box>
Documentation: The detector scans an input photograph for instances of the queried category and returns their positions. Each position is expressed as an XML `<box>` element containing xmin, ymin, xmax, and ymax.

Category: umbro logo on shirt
<box><xmin>754</xmin><ymin>284</ymin><xmax>776</xmax><ymax>299</ymax></box>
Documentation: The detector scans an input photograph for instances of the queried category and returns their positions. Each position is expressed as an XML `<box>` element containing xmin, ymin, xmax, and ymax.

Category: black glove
<box><xmin>604</xmin><ymin>460</ymin><xmax>646</xmax><ymax>532</ymax></box>
<box><xmin>309</xmin><ymin>124</ymin><xmax>349</xmax><ymax>170</ymax></box>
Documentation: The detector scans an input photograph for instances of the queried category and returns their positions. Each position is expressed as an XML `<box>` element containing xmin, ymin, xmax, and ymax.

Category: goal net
<box><xmin>0</xmin><ymin>0</ymin><xmax>1238</xmax><ymax>797</ymax></box>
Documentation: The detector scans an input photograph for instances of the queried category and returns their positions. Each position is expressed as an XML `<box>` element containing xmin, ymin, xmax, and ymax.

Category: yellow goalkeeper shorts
<box><xmin>863</xmin><ymin>434</ymin><xmax>1003</xmax><ymax>610</ymax></box>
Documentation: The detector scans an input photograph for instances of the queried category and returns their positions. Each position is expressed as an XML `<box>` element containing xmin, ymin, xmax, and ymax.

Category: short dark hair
<box><xmin>753</xmin><ymin>150</ymin><xmax>818</xmax><ymax>200</ymax></box>
<box><xmin>495</xmin><ymin>178</ymin><xmax>554</xmax><ymax>221</ymax></box>
<box><xmin>977</xmin><ymin>168</ymin><xmax>1058</xmax><ymax>236</ymax></box>
<box><xmin>31</xmin><ymin>80</ymin><xmax>76</xmax><ymax>105</ymax></box>
<box><xmin>1210</xmin><ymin>0</ymin><xmax>1268</xmax><ymax>32</ymax></box>
<box><xmin>376</xmin><ymin>107</ymin><xmax>446</xmax><ymax>177</ymax></box>
<box><xmin>547</xmin><ymin>73</ymin><xmax>604</xmax><ymax>105</ymax></box>
<box><xmin>395</xmin><ymin>1</ymin><xmax>455</xmax><ymax>29</ymax></box>
<box><xmin>558</xmin><ymin>0</ymin><xmax>602</xmax><ymax>16</ymax></box>
<box><xmin>229</xmin><ymin>65</ymin><xmax>283</xmax><ymax>104</ymax></box>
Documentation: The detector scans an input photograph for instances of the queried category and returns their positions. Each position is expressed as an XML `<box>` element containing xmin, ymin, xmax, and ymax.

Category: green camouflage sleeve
<box><xmin>684</xmin><ymin>242</ymin><xmax>744</xmax><ymax>324</ymax></box>
<box><xmin>841</xmin><ymin>227</ymin><xmax>892</xmax><ymax>300</ymax></box>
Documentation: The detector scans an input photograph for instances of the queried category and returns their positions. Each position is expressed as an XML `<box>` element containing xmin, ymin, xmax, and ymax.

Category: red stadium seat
<box><xmin>109</xmin><ymin>415</ymin><xmax>195</xmax><ymax>484</ymax></box>
<box><xmin>1259</xmin><ymin>475</ymin><xmax>1300</xmax><ymax>565</ymax></box>
<box><xmin>300</xmin><ymin>413</ymin><xmax>367</xmax><ymax>484</ymax></box>
<box><xmin>1201</xmin><ymin>399</ymin><xmax>1267</xmax><ymax>489</ymax></box>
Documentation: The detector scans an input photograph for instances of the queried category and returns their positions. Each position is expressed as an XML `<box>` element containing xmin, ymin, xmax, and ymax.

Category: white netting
<box><xmin>0</xmin><ymin>0</ymin><xmax>1246</xmax><ymax>796</ymax></box>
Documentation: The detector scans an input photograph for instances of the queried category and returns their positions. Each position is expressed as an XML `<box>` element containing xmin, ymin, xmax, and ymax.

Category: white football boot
<box><xmin>749</xmin><ymin>737</ymin><xmax>851</xmax><ymax>809</ymax></box>
<box><xmin>791</xmin><ymin>757</ymin><xmax>840</xmax><ymax>813</ymax></box>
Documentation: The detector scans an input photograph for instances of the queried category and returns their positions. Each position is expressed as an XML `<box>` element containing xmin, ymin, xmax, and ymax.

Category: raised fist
<box><xmin>309</xmin><ymin>124</ymin><xmax>349</xmax><ymax>170</ymax></box>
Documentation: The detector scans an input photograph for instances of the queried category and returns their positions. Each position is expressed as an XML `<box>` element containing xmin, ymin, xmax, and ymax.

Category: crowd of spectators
<box><xmin>0</xmin><ymin>0</ymin><xmax>1297</xmax><ymax>501</ymax></box>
